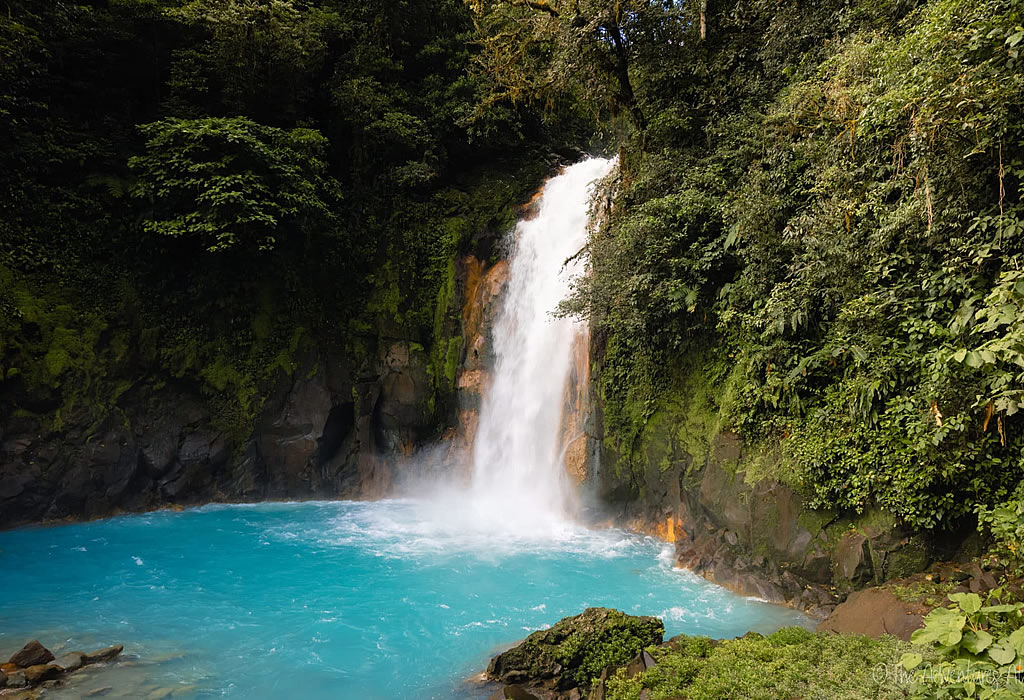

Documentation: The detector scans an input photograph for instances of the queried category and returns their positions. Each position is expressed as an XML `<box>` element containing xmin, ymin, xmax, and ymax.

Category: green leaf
<box><xmin>988</xmin><ymin>642</ymin><xmax>1015</xmax><ymax>666</ymax></box>
<box><xmin>901</xmin><ymin>652</ymin><xmax>923</xmax><ymax>669</ymax></box>
<box><xmin>963</xmin><ymin>630</ymin><xmax>993</xmax><ymax>654</ymax></box>
<box><xmin>911</xmin><ymin>627</ymin><xmax>940</xmax><ymax>645</ymax></box>
<box><xmin>941</xmin><ymin>629</ymin><xmax>963</xmax><ymax>646</ymax></box>
<box><xmin>723</xmin><ymin>223</ymin><xmax>739</xmax><ymax>250</ymax></box>
<box><xmin>980</xmin><ymin>604</ymin><xmax>1021</xmax><ymax>613</ymax></box>
<box><xmin>1009</xmin><ymin>628</ymin><xmax>1024</xmax><ymax>655</ymax></box>
<box><xmin>952</xmin><ymin>592</ymin><xmax>982</xmax><ymax>614</ymax></box>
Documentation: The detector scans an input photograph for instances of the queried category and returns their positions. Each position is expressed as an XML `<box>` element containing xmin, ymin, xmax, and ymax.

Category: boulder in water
<box><xmin>83</xmin><ymin>645</ymin><xmax>123</xmax><ymax>665</ymax></box>
<box><xmin>55</xmin><ymin>652</ymin><xmax>85</xmax><ymax>672</ymax></box>
<box><xmin>23</xmin><ymin>663</ymin><xmax>61</xmax><ymax>684</ymax></box>
<box><xmin>8</xmin><ymin>640</ymin><xmax>54</xmax><ymax>668</ymax></box>
<box><xmin>486</xmin><ymin>608</ymin><xmax>664</xmax><ymax>691</ymax></box>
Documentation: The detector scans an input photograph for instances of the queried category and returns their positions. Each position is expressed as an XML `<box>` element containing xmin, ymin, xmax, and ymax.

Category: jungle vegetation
<box><xmin>2</xmin><ymin>0</ymin><xmax>1023</xmax><ymax>557</ymax></box>
<box><xmin>4</xmin><ymin>1</ymin><xmax>1024</xmax><ymax>695</ymax></box>
<box><xmin>471</xmin><ymin>0</ymin><xmax>1024</xmax><ymax>537</ymax></box>
<box><xmin>0</xmin><ymin>0</ymin><xmax>588</xmax><ymax>437</ymax></box>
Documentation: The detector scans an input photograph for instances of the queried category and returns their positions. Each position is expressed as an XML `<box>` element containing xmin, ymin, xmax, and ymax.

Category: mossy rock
<box><xmin>884</xmin><ymin>536</ymin><xmax>931</xmax><ymax>581</ymax></box>
<box><xmin>486</xmin><ymin>607</ymin><xmax>664</xmax><ymax>690</ymax></box>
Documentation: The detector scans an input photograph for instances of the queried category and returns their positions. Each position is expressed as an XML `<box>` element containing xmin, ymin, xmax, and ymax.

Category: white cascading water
<box><xmin>465</xmin><ymin>157</ymin><xmax>615</xmax><ymax>534</ymax></box>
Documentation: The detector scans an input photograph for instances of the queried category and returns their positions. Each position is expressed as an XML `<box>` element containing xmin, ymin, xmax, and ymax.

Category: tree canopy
<box><xmin>468</xmin><ymin>0</ymin><xmax>692</xmax><ymax>130</ymax></box>
<box><xmin>130</xmin><ymin>117</ymin><xmax>340</xmax><ymax>253</ymax></box>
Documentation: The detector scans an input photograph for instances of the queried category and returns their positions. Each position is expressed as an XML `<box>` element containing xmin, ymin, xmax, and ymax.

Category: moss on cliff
<box><xmin>0</xmin><ymin>259</ymin><xmax>323</xmax><ymax>446</ymax></box>
<box><xmin>600</xmin><ymin>346</ymin><xmax>730</xmax><ymax>482</ymax></box>
<box><xmin>1</xmin><ymin>266</ymin><xmax>133</xmax><ymax>433</ymax></box>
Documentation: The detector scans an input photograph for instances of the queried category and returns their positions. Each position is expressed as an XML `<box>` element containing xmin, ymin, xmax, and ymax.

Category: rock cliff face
<box><xmin>0</xmin><ymin>330</ymin><xmax>440</xmax><ymax>529</ymax></box>
<box><xmin>448</xmin><ymin>254</ymin><xmax>508</xmax><ymax>471</ymax></box>
<box><xmin>0</xmin><ymin>165</ymin><xmax>570</xmax><ymax>531</ymax></box>
<box><xmin>559</xmin><ymin>331</ymin><xmax>592</xmax><ymax>487</ymax></box>
<box><xmin>588</xmin><ymin>392</ymin><xmax>961</xmax><ymax>617</ymax></box>
<box><xmin>444</xmin><ymin>184</ymin><xmax>595</xmax><ymax>489</ymax></box>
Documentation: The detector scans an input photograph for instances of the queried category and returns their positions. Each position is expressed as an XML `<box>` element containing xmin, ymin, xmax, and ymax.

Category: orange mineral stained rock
<box><xmin>655</xmin><ymin>516</ymin><xmax>678</xmax><ymax>544</ymax></box>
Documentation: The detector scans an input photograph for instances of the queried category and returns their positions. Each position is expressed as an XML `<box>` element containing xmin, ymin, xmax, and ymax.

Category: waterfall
<box><xmin>466</xmin><ymin>157</ymin><xmax>615</xmax><ymax>533</ymax></box>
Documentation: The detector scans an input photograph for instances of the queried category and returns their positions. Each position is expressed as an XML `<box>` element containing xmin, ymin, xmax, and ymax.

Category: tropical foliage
<box><xmin>130</xmin><ymin>117</ymin><xmax>340</xmax><ymax>253</ymax></box>
<box><xmin>0</xmin><ymin>0</ymin><xmax>576</xmax><ymax>440</ymax></box>
<box><xmin>511</xmin><ymin>0</ymin><xmax>1024</xmax><ymax>530</ymax></box>
<box><xmin>904</xmin><ymin>590</ymin><xmax>1024</xmax><ymax>698</ymax></box>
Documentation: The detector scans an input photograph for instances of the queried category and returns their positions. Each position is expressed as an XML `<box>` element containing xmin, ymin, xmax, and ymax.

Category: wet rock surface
<box><xmin>82</xmin><ymin>646</ymin><xmax>123</xmax><ymax>665</ymax></box>
<box><xmin>53</xmin><ymin>652</ymin><xmax>84</xmax><ymax>672</ymax></box>
<box><xmin>0</xmin><ymin>335</ymin><xmax>449</xmax><ymax>528</ymax></box>
<box><xmin>22</xmin><ymin>665</ymin><xmax>60</xmax><ymax>684</ymax></box>
<box><xmin>8</xmin><ymin>642</ymin><xmax>53</xmax><ymax>669</ymax></box>
<box><xmin>1</xmin><ymin>640</ymin><xmax>124</xmax><ymax>697</ymax></box>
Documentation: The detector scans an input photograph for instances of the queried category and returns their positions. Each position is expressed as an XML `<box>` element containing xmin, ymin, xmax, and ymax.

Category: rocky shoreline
<box><xmin>481</xmin><ymin>560</ymin><xmax>1022</xmax><ymax>699</ymax></box>
<box><xmin>0</xmin><ymin>640</ymin><xmax>123</xmax><ymax>698</ymax></box>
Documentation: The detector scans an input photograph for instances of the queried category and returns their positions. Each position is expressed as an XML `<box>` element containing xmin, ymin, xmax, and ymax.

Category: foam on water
<box><xmin>0</xmin><ymin>501</ymin><xmax>810</xmax><ymax>698</ymax></box>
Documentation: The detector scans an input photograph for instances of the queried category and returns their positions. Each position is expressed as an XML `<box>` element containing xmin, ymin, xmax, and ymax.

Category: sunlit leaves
<box><xmin>907</xmin><ymin>590</ymin><xmax>1024</xmax><ymax>698</ymax></box>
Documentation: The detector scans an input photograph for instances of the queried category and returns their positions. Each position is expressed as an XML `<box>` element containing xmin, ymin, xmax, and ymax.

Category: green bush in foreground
<box><xmin>606</xmin><ymin>627</ymin><xmax>919</xmax><ymax>700</ymax></box>
<box><xmin>904</xmin><ymin>591</ymin><xmax>1024</xmax><ymax>699</ymax></box>
<box><xmin>977</xmin><ymin>487</ymin><xmax>1024</xmax><ymax>576</ymax></box>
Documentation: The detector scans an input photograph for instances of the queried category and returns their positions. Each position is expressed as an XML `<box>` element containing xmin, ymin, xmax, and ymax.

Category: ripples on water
<box><xmin>0</xmin><ymin>500</ymin><xmax>811</xmax><ymax>698</ymax></box>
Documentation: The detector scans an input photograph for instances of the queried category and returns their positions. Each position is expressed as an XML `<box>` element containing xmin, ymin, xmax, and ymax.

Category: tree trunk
<box><xmin>608</xmin><ymin>23</ymin><xmax>646</xmax><ymax>132</ymax></box>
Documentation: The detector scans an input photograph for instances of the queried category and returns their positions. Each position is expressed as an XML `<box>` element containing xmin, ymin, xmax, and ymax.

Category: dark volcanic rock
<box><xmin>9</xmin><ymin>640</ymin><xmax>54</xmax><ymax>668</ymax></box>
<box><xmin>486</xmin><ymin>608</ymin><xmax>663</xmax><ymax>691</ymax></box>
<box><xmin>0</xmin><ymin>329</ymin><xmax>454</xmax><ymax>528</ymax></box>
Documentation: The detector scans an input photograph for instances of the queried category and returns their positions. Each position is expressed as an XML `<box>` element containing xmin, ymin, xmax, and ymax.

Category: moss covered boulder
<box><xmin>486</xmin><ymin>608</ymin><xmax>664</xmax><ymax>690</ymax></box>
